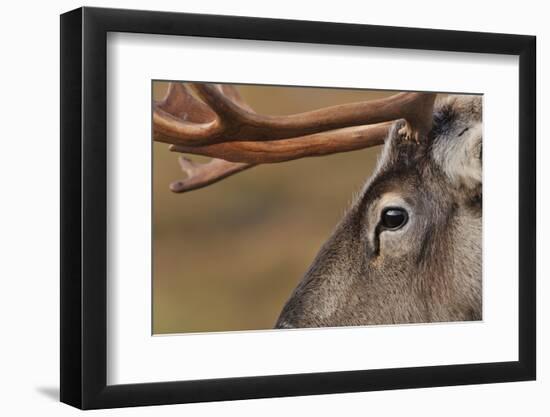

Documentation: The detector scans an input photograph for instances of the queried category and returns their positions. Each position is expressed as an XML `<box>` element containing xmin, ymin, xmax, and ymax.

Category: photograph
<box><xmin>56</xmin><ymin>5</ymin><xmax>537</xmax><ymax>411</ymax></box>
<box><xmin>152</xmin><ymin>81</ymin><xmax>483</xmax><ymax>334</ymax></box>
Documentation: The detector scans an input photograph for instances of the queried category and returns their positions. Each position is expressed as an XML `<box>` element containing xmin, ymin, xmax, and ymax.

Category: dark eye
<box><xmin>381</xmin><ymin>207</ymin><xmax>408</xmax><ymax>230</ymax></box>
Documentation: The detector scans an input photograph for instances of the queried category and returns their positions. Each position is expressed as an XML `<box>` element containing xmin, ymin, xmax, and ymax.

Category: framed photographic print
<box><xmin>60</xmin><ymin>6</ymin><xmax>536</xmax><ymax>409</ymax></box>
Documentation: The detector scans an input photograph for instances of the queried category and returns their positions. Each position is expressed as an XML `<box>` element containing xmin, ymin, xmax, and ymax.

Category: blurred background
<box><xmin>152</xmin><ymin>82</ymin><xmax>395</xmax><ymax>334</ymax></box>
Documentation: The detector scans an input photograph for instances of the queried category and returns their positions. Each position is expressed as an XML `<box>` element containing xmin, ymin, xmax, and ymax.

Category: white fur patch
<box><xmin>432</xmin><ymin>122</ymin><xmax>482</xmax><ymax>190</ymax></box>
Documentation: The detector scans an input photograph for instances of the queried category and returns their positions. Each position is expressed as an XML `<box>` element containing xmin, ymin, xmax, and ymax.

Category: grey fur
<box><xmin>275</xmin><ymin>95</ymin><xmax>482</xmax><ymax>329</ymax></box>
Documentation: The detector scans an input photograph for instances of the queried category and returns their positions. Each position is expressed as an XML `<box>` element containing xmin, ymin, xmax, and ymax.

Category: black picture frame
<box><xmin>60</xmin><ymin>6</ymin><xmax>536</xmax><ymax>410</ymax></box>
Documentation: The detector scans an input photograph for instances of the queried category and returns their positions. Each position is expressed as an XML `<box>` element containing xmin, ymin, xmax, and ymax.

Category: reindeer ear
<box><xmin>433</xmin><ymin>122</ymin><xmax>482</xmax><ymax>192</ymax></box>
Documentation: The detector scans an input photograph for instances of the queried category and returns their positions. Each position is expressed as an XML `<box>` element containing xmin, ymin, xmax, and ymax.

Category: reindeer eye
<box><xmin>381</xmin><ymin>208</ymin><xmax>408</xmax><ymax>230</ymax></box>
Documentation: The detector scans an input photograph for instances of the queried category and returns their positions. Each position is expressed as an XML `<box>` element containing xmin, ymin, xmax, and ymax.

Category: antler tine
<box><xmin>156</xmin><ymin>82</ymin><xmax>216</xmax><ymax>122</ymax></box>
<box><xmin>153</xmin><ymin>82</ymin><xmax>259</xmax><ymax>146</ymax></box>
<box><xmin>153</xmin><ymin>82</ymin><xmax>224</xmax><ymax>144</ymax></box>
<box><xmin>154</xmin><ymin>83</ymin><xmax>437</xmax><ymax>146</ymax></box>
<box><xmin>170</xmin><ymin>157</ymin><xmax>253</xmax><ymax>193</ymax></box>
<box><xmin>219</xmin><ymin>84</ymin><xmax>254</xmax><ymax>111</ymax></box>
<box><xmin>169</xmin><ymin>122</ymin><xmax>392</xmax><ymax>164</ymax></box>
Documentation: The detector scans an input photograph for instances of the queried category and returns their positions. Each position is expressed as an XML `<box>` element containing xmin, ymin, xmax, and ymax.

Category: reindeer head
<box><xmin>276</xmin><ymin>96</ymin><xmax>482</xmax><ymax>328</ymax></box>
<box><xmin>153</xmin><ymin>84</ymin><xmax>482</xmax><ymax>328</ymax></box>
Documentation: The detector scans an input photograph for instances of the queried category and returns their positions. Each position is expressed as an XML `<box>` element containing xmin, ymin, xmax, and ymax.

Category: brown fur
<box><xmin>276</xmin><ymin>95</ymin><xmax>482</xmax><ymax>328</ymax></box>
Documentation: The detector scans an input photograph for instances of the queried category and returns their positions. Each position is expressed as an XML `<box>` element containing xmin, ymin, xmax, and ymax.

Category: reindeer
<box><xmin>153</xmin><ymin>83</ymin><xmax>482</xmax><ymax>328</ymax></box>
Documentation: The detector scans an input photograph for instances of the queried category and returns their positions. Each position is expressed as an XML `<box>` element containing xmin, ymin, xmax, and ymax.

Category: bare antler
<box><xmin>168</xmin><ymin>122</ymin><xmax>392</xmax><ymax>164</ymax></box>
<box><xmin>169</xmin><ymin>157</ymin><xmax>253</xmax><ymax>193</ymax></box>
<box><xmin>153</xmin><ymin>82</ymin><xmax>436</xmax><ymax>192</ymax></box>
